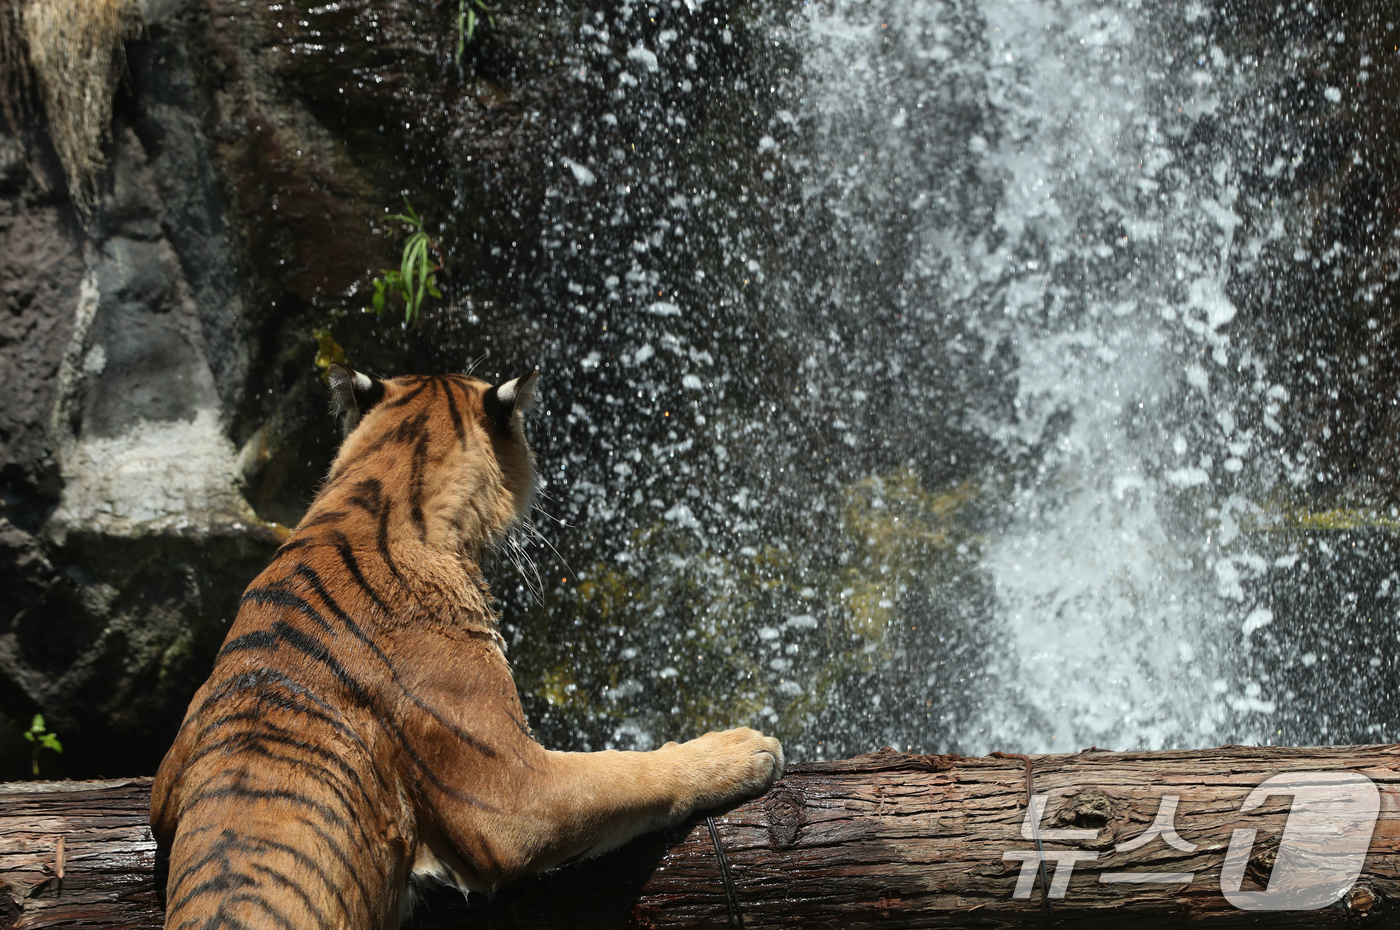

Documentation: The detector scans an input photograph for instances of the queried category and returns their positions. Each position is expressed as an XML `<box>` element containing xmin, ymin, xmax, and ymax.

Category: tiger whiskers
<box><xmin>493</xmin><ymin>508</ymin><xmax>578</xmax><ymax>606</ymax></box>
<box><xmin>523</xmin><ymin>514</ymin><xmax>575</xmax><ymax>581</ymax></box>
<box><xmin>529</xmin><ymin>489</ymin><xmax>568</xmax><ymax>520</ymax></box>
<box><xmin>503</xmin><ymin>531</ymin><xmax>544</xmax><ymax>604</ymax></box>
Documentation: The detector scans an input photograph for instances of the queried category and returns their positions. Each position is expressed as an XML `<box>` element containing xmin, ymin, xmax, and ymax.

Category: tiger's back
<box><xmin>155</xmin><ymin>544</ymin><xmax>414</xmax><ymax>929</ymax></box>
<box><xmin>152</xmin><ymin>367</ymin><xmax>784</xmax><ymax>930</ymax></box>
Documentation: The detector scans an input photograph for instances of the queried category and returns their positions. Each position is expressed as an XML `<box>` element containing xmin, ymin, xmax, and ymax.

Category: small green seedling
<box><xmin>456</xmin><ymin>0</ymin><xmax>495</xmax><ymax>64</ymax></box>
<box><xmin>23</xmin><ymin>714</ymin><xmax>62</xmax><ymax>777</ymax></box>
<box><xmin>369</xmin><ymin>198</ymin><xmax>443</xmax><ymax>324</ymax></box>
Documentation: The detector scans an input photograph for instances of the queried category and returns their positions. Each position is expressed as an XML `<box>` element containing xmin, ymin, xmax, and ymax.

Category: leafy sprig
<box><xmin>23</xmin><ymin>714</ymin><xmax>62</xmax><ymax>777</ymax></box>
<box><xmin>456</xmin><ymin>0</ymin><xmax>495</xmax><ymax>64</ymax></box>
<box><xmin>369</xmin><ymin>198</ymin><xmax>443</xmax><ymax>324</ymax></box>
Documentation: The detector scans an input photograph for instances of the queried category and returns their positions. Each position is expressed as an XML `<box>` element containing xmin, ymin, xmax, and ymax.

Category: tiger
<box><xmin>149</xmin><ymin>364</ymin><xmax>784</xmax><ymax>930</ymax></box>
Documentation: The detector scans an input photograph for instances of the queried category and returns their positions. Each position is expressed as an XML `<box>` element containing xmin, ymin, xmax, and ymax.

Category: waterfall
<box><xmin>788</xmin><ymin>0</ymin><xmax>1243</xmax><ymax>752</ymax></box>
<box><xmin>505</xmin><ymin>0</ymin><xmax>1394</xmax><ymax>758</ymax></box>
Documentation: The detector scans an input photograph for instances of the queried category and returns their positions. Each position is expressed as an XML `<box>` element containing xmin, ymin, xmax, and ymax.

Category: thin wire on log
<box><xmin>706</xmin><ymin>815</ymin><xmax>744</xmax><ymax>929</ymax></box>
<box><xmin>992</xmin><ymin>751</ymin><xmax>1053</xmax><ymax>928</ymax></box>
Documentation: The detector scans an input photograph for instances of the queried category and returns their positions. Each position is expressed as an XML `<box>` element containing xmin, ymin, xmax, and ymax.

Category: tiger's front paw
<box><xmin>680</xmin><ymin>727</ymin><xmax>784</xmax><ymax>812</ymax></box>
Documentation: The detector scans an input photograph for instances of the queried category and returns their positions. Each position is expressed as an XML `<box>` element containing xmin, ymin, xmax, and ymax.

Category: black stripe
<box><xmin>302</xmin><ymin>510</ymin><xmax>350</xmax><ymax>528</ymax></box>
<box><xmin>345</xmin><ymin>477</ymin><xmax>387</xmax><ymax>517</ymax></box>
<box><xmin>217</xmin><ymin>622</ymin><xmax>371</xmax><ymax>706</ymax></box>
<box><xmin>195</xmin><ymin>705</ymin><xmax>356</xmax><ymax>757</ymax></box>
<box><xmin>187</xmin><ymin>741</ymin><xmax>373</xmax><ymax>841</ymax></box>
<box><xmin>510</xmin><ymin>712</ymin><xmax>534</xmax><ymax>739</ymax></box>
<box><xmin>223</xmin><ymin>751</ymin><xmax>370</xmax><ymax>832</ymax></box>
<box><xmin>240</xmin><ymin>587</ymin><xmax>336</xmax><ymax>635</ymax></box>
<box><xmin>326</xmin><ymin>407</ymin><xmax>428</xmax><ymax>479</ymax></box>
<box><xmin>183</xmin><ymin>669</ymin><xmax>408</xmax><ymax>812</ymax></box>
<box><xmin>169</xmin><ymin>874</ymin><xmax>257</xmax><ymax>914</ymax></box>
<box><xmin>380</xmin><ymin>410</ymin><xmax>430</xmax><ymax>450</ymax></box>
<box><xmin>200</xmin><ymin>905</ymin><xmax>255</xmax><ymax>930</ymax></box>
<box><xmin>343</xmin><ymin>478</ymin><xmax>405</xmax><ymax>583</ymax></box>
<box><xmin>223</xmin><ymin>894</ymin><xmax>297</xmax><ymax>930</ymax></box>
<box><xmin>248</xmin><ymin>863</ymin><xmax>334</xmax><ymax>930</ymax></box>
<box><xmin>181</xmin><ymin>779</ymin><xmax>379</xmax><ymax>876</ymax></box>
<box><xmin>177</xmin><ymin>823</ymin><xmax>217</xmax><ymax>838</ymax></box>
<box><xmin>160</xmin><ymin>672</ymin><xmax>364</xmax><ymax>823</ymax></box>
<box><xmin>184</xmin><ymin>690</ymin><xmax>392</xmax><ymax>804</ymax></box>
<box><xmin>185</xmin><ymin>783</ymin><xmax>351</xmax><ymax>830</ymax></box>
<box><xmin>209</xmin><ymin>620</ymin><xmax>497</xmax><ymax>805</ymax></box>
<box><xmin>193</xmin><ymin>680</ymin><xmax>351</xmax><ymax>740</ymax></box>
<box><xmin>290</xmin><ymin>564</ymin><xmax>391</xmax><ymax>660</ymax></box>
<box><xmin>441</xmin><ymin>377</ymin><xmax>468</xmax><ymax>450</ymax></box>
<box><xmin>275</xmin><ymin>537</ymin><xmax>313</xmax><ymax>555</ymax></box>
<box><xmin>282</xmin><ymin>815</ymin><xmax>378</xmax><ymax>914</ymax></box>
<box><xmin>276</xmin><ymin>622</ymin><xmax>371</xmax><ymax>701</ymax></box>
<box><xmin>190</xmin><ymin>915</ymin><xmax>243</xmax><ymax>930</ymax></box>
<box><xmin>384</xmin><ymin>381</ymin><xmax>430</xmax><ymax>409</ymax></box>
<box><xmin>186</xmin><ymin>727</ymin><xmax>371</xmax><ymax>809</ymax></box>
<box><xmin>196</xmin><ymin>708</ymin><xmax>265</xmax><ymax>735</ymax></box>
<box><xmin>376</xmin><ymin>496</ymin><xmax>401</xmax><ymax>582</ymax></box>
<box><xmin>218</xmin><ymin>630</ymin><xmax>279</xmax><ymax>657</ymax></box>
<box><xmin>331</xmin><ymin>534</ymin><xmax>392</xmax><ymax>616</ymax></box>
<box><xmin>472</xmin><ymin>828</ymin><xmax>505</xmax><ymax>878</ymax></box>
<box><xmin>191</xmin><ymin>670</ymin><xmax>345</xmax><ymax>733</ymax></box>
<box><xmin>409</xmin><ymin>428</ymin><xmax>430</xmax><ymax>540</ymax></box>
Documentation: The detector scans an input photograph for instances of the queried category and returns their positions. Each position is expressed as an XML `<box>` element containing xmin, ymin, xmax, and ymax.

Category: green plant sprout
<box><xmin>456</xmin><ymin>0</ymin><xmax>495</xmax><ymax>64</ymax></box>
<box><xmin>369</xmin><ymin>198</ymin><xmax>443</xmax><ymax>324</ymax></box>
<box><xmin>23</xmin><ymin>714</ymin><xmax>62</xmax><ymax>777</ymax></box>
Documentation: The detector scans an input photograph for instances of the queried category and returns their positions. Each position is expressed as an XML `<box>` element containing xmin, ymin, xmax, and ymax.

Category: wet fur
<box><xmin>150</xmin><ymin>369</ymin><xmax>783</xmax><ymax>930</ymax></box>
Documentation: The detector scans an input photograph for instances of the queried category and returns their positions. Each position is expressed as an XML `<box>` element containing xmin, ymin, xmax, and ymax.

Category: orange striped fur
<box><xmin>150</xmin><ymin>367</ymin><xmax>783</xmax><ymax>930</ymax></box>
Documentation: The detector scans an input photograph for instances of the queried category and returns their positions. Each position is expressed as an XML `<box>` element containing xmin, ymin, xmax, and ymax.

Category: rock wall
<box><xmin>0</xmin><ymin>0</ymin><xmax>276</xmax><ymax>778</ymax></box>
<box><xmin>0</xmin><ymin>0</ymin><xmax>448</xmax><ymax>777</ymax></box>
<box><xmin>0</xmin><ymin>0</ymin><xmax>634</xmax><ymax>778</ymax></box>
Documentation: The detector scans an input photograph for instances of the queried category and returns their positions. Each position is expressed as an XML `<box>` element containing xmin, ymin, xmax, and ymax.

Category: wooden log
<box><xmin>0</xmin><ymin>778</ymin><xmax>163</xmax><ymax>929</ymax></box>
<box><xmin>4</xmin><ymin>746</ymin><xmax>1400</xmax><ymax>928</ymax></box>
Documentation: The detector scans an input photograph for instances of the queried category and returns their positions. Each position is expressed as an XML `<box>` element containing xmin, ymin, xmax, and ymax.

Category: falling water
<box><xmin>774</xmin><ymin>0</ymin><xmax>1248</xmax><ymax>753</ymax></box>
<box><xmin>484</xmin><ymin>0</ymin><xmax>1399</xmax><ymax>759</ymax></box>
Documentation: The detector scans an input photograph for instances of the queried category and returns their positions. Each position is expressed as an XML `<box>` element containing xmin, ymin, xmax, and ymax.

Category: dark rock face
<box><xmin>0</xmin><ymin>200</ymin><xmax>80</xmax><ymax>508</ymax></box>
<box><xmin>1203</xmin><ymin>0</ymin><xmax>1400</xmax><ymax>497</ymax></box>
<box><xmin>0</xmin><ymin>0</ymin><xmax>281</xmax><ymax>778</ymax></box>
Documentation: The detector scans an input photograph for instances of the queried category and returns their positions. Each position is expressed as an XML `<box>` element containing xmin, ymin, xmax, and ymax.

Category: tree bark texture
<box><xmin>4</xmin><ymin>746</ymin><xmax>1400</xmax><ymax>929</ymax></box>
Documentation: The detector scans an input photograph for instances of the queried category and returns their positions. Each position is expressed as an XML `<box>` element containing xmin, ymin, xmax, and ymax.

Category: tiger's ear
<box><xmin>483</xmin><ymin>371</ymin><xmax>539</xmax><ymax>433</ymax></box>
<box><xmin>327</xmin><ymin>363</ymin><xmax>385</xmax><ymax>436</ymax></box>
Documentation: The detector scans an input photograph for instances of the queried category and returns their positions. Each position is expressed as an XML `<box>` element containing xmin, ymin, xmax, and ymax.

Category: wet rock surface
<box><xmin>0</xmin><ymin>0</ymin><xmax>281</xmax><ymax>777</ymax></box>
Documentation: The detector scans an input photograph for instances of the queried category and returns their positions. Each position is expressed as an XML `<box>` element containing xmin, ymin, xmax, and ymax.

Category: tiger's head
<box><xmin>319</xmin><ymin>364</ymin><xmax>538</xmax><ymax>561</ymax></box>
